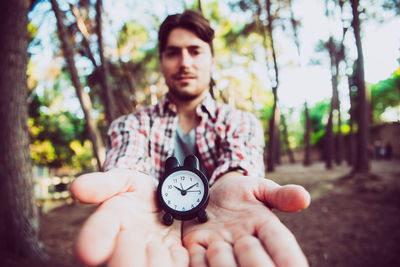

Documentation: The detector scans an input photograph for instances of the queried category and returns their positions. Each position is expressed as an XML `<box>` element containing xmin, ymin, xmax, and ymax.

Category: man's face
<box><xmin>160</xmin><ymin>28</ymin><xmax>215</xmax><ymax>102</ymax></box>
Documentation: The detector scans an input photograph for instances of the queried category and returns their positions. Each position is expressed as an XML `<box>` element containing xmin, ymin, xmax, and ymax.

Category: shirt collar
<box><xmin>156</xmin><ymin>94</ymin><xmax>177</xmax><ymax>116</ymax></box>
<box><xmin>157</xmin><ymin>92</ymin><xmax>217</xmax><ymax>120</ymax></box>
<box><xmin>197</xmin><ymin>92</ymin><xmax>217</xmax><ymax>120</ymax></box>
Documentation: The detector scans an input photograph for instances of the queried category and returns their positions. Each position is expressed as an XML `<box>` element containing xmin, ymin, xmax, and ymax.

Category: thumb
<box><xmin>256</xmin><ymin>180</ymin><xmax>311</xmax><ymax>212</ymax></box>
<box><xmin>70</xmin><ymin>168</ymin><xmax>157</xmax><ymax>204</ymax></box>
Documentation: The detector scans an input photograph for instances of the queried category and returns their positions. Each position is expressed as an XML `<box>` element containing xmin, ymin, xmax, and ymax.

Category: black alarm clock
<box><xmin>157</xmin><ymin>155</ymin><xmax>209</xmax><ymax>226</ymax></box>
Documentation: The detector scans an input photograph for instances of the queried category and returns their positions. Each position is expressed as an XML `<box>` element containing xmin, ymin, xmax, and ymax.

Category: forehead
<box><xmin>165</xmin><ymin>28</ymin><xmax>210</xmax><ymax>50</ymax></box>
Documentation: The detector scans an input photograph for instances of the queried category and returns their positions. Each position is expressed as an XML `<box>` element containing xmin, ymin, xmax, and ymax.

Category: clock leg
<box><xmin>163</xmin><ymin>213</ymin><xmax>174</xmax><ymax>226</ymax></box>
<box><xmin>197</xmin><ymin>210</ymin><xmax>208</xmax><ymax>223</ymax></box>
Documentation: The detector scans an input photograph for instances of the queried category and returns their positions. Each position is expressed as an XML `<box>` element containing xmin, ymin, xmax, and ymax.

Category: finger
<box><xmin>70</xmin><ymin>168</ymin><xmax>156</xmax><ymax>203</ymax></box>
<box><xmin>188</xmin><ymin>244</ymin><xmax>208</xmax><ymax>267</ymax></box>
<box><xmin>256</xmin><ymin>180</ymin><xmax>311</xmax><ymax>212</ymax></box>
<box><xmin>257</xmin><ymin>216</ymin><xmax>308</xmax><ymax>267</ymax></box>
<box><xmin>147</xmin><ymin>238</ymin><xmax>174</xmax><ymax>267</ymax></box>
<box><xmin>206</xmin><ymin>241</ymin><xmax>237</xmax><ymax>267</ymax></box>
<box><xmin>160</xmin><ymin>221</ymin><xmax>189</xmax><ymax>267</ymax></box>
<box><xmin>234</xmin><ymin>235</ymin><xmax>275</xmax><ymax>267</ymax></box>
<box><xmin>169</xmin><ymin>243</ymin><xmax>190</xmax><ymax>267</ymax></box>
<box><xmin>107</xmin><ymin>229</ymin><xmax>146</xmax><ymax>267</ymax></box>
<box><xmin>75</xmin><ymin>207</ymin><xmax>121</xmax><ymax>266</ymax></box>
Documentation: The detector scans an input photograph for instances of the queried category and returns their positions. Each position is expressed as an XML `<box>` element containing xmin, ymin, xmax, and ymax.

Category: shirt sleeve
<box><xmin>209</xmin><ymin>110</ymin><xmax>265</xmax><ymax>184</ymax></box>
<box><xmin>102</xmin><ymin>112</ymin><xmax>153</xmax><ymax>176</ymax></box>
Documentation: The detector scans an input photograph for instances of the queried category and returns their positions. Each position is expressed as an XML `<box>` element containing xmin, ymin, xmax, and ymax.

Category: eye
<box><xmin>190</xmin><ymin>49</ymin><xmax>201</xmax><ymax>56</ymax></box>
<box><xmin>164</xmin><ymin>50</ymin><xmax>179</xmax><ymax>58</ymax></box>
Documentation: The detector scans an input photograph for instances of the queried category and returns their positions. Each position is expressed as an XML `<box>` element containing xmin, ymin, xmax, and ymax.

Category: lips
<box><xmin>176</xmin><ymin>76</ymin><xmax>195</xmax><ymax>79</ymax></box>
<box><xmin>173</xmin><ymin>73</ymin><xmax>196</xmax><ymax>81</ymax></box>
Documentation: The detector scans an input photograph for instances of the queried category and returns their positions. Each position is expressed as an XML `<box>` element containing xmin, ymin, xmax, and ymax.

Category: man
<box><xmin>71</xmin><ymin>10</ymin><xmax>310</xmax><ymax>267</ymax></box>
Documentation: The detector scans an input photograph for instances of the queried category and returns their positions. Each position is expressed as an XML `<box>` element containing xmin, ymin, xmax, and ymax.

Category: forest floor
<box><xmin>1</xmin><ymin>159</ymin><xmax>400</xmax><ymax>267</ymax></box>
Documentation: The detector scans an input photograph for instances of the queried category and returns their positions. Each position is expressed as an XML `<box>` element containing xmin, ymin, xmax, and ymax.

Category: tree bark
<box><xmin>95</xmin><ymin>0</ymin><xmax>118</xmax><ymax>124</ymax></box>
<box><xmin>70</xmin><ymin>4</ymin><xmax>97</xmax><ymax>68</ymax></box>
<box><xmin>113</xmin><ymin>89</ymin><xmax>136</xmax><ymax>115</ymax></box>
<box><xmin>115</xmin><ymin>39</ymin><xmax>137</xmax><ymax>113</ymax></box>
<box><xmin>281</xmin><ymin>114</ymin><xmax>295</xmax><ymax>163</ymax></box>
<box><xmin>303</xmin><ymin>102</ymin><xmax>312</xmax><ymax>166</ymax></box>
<box><xmin>70</xmin><ymin>1</ymin><xmax>118</xmax><ymax>125</ymax></box>
<box><xmin>198</xmin><ymin>0</ymin><xmax>202</xmax><ymax>12</ymax></box>
<box><xmin>50</xmin><ymin>0</ymin><xmax>105</xmax><ymax>170</ymax></box>
<box><xmin>326</xmin><ymin>37</ymin><xmax>337</xmax><ymax>169</ymax></box>
<box><xmin>350</xmin><ymin>0</ymin><xmax>370</xmax><ymax>173</ymax></box>
<box><xmin>288</xmin><ymin>0</ymin><xmax>301</xmax><ymax>57</ymax></box>
<box><xmin>347</xmin><ymin>76</ymin><xmax>356</xmax><ymax>166</ymax></box>
<box><xmin>325</xmin><ymin>108</ymin><xmax>333</xmax><ymax>169</ymax></box>
<box><xmin>335</xmin><ymin>107</ymin><xmax>343</xmax><ymax>165</ymax></box>
<box><xmin>266</xmin><ymin>0</ymin><xmax>280</xmax><ymax>173</ymax></box>
<box><xmin>274</xmin><ymin>109</ymin><xmax>281</xmax><ymax>165</ymax></box>
<box><xmin>0</xmin><ymin>0</ymin><xmax>43</xmax><ymax>258</ymax></box>
<box><xmin>267</xmin><ymin>89</ymin><xmax>278</xmax><ymax>172</ymax></box>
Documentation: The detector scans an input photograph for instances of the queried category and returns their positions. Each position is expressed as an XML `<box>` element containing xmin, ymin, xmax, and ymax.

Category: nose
<box><xmin>179</xmin><ymin>50</ymin><xmax>193</xmax><ymax>68</ymax></box>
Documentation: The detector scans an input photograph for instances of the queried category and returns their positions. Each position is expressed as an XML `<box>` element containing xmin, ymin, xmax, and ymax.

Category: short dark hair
<box><xmin>158</xmin><ymin>10</ymin><xmax>215</xmax><ymax>57</ymax></box>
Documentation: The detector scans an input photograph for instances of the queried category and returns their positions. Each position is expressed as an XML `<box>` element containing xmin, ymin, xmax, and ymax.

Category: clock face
<box><xmin>160</xmin><ymin>170</ymin><xmax>206</xmax><ymax>212</ymax></box>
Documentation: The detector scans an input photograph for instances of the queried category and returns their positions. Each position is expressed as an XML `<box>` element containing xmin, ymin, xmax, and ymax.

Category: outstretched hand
<box><xmin>182</xmin><ymin>174</ymin><xmax>311</xmax><ymax>267</ymax></box>
<box><xmin>71</xmin><ymin>170</ymin><xmax>310</xmax><ymax>267</ymax></box>
<box><xmin>70</xmin><ymin>168</ymin><xmax>189</xmax><ymax>267</ymax></box>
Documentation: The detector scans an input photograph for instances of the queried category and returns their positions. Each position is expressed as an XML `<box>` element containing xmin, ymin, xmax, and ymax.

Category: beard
<box><xmin>164</xmin><ymin>70</ymin><xmax>211</xmax><ymax>102</ymax></box>
<box><xmin>167</xmin><ymin>87</ymin><xmax>202</xmax><ymax>102</ymax></box>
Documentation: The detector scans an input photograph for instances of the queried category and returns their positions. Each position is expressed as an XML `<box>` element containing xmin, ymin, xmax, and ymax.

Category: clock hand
<box><xmin>180</xmin><ymin>183</ymin><xmax>184</xmax><ymax>190</ymax></box>
<box><xmin>174</xmin><ymin>185</ymin><xmax>187</xmax><ymax>196</ymax></box>
<box><xmin>173</xmin><ymin>185</ymin><xmax>182</xmax><ymax>192</ymax></box>
<box><xmin>187</xmin><ymin>190</ymin><xmax>201</xmax><ymax>193</ymax></box>
<box><xmin>185</xmin><ymin>183</ymin><xmax>198</xmax><ymax>191</ymax></box>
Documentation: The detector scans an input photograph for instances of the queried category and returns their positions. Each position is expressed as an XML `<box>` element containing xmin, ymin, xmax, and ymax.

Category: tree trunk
<box><xmin>330</xmin><ymin>69</ymin><xmax>339</xmax><ymax>167</ymax></box>
<box><xmin>288</xmin><ymin>0</ymin><xmax>301</xmax><ymax>57</ymax></box>
<box><xmin>70</xmin><ymin>4</ymin><xmax>97</xmax><ymax>67</ymax></box>
<box><xmin>331</xmin><ymin>59</ymin><xmax>343</xmax><ymax>166</ymax></box>
<box><xmin>325</xmin><ymin>36</ymin><xmax>344</xmax><ymax>169</ymax></box>
<box><xmin>120</xmin><ymin>63</ymin><xmax>137</xmax><ymax>111</ymax></box>
<box><xmin>0</xmin><ymin>0</ymin><xmax>43</xmax><ymax>258</ymax></box>
<box><xmin>325</xmin><ymin>108</ymin><xmax>333</xmax><ymax>169</ymax></box>
<box><xmin>113</xmin><ymin>89</ymin><xmax>136</xmax><ymax>115</ymax></box>
<box><xmin>197</xmin><ymin>0</ymin><xmax>202</xmax><ymax>12</ymax></box>
<box><xmin>70</xmin><ymin>1</ymin><xmax>118</xmax><ymax>125</ymax></box>
<box><xmin>281</xmin><ymin>114</ymin><xmax>295</xmax><ymax>163</ymax></box>
<box><xmin>50</xmin><ymin>0</ymin><xmax>104</xmax><ymax>170</ymax></box>
<box><xmin>303</xmin><ymin>102</ymin><xmax>311</xmax><ymax>166</ymax></box>
<box><xmin>267</xmin><ymin>90</ymin><xmax>278</xmax><ymax>172</ymax></box>
<box><xmin>266</xmin><ymin>0</ymin><xmax>280</xmax><ymax>173</ymax></box>
<box><xmin>274</xmin><ymin>109</ymin><xmax>281</xmax><ymax>165</ymax></box>
<box><xmin>347</xmin><ymin>76</ymin><xmax>356</xmax><ymax>166</ymax></box>
<box><xmin>335</xmin><ymin>107</ymin><xmax>343</xmax><ymax>165</ymax></box>
<box><xmin>350</xmin><ymin>0</ymin><xmax>370</xmax><ymax>173</ymax></box>
<box><xmin>96</xmin><ymin>0</ymin><xmax>118</xmax><ymax>124</ymax></box>
<box><xmin>116</xmin><ymin>39</ymin><xmax>137</xmax><ymax>113</ymax></box>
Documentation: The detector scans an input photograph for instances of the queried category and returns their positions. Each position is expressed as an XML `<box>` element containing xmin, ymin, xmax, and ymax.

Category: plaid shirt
<box><xmin>103</xmin><ymin>93</ymin><xmax>265</xmax><ymax>185</ymax></box>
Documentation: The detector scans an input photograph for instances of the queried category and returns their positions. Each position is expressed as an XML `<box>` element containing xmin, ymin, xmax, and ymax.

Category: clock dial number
<box><xmin>161</xmin><ymin>170</ymin><xmax>205</xmax><ymax>211</ymax></box>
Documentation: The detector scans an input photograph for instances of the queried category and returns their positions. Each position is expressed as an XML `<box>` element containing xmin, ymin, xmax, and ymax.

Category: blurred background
<box><xmin>1</xmin><ymin>0</ymin><xmax>399</xmax><ymax>266</ymax></box>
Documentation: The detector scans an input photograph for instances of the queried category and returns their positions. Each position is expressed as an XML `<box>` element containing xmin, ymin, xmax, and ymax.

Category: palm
<box><xmin>182</xmin><ymin>176</ymin><xmax>309</xmax><ymax>267</ymax></box>
<box><xmin>71</xmin><ymin>169</ymin><xmax>189</xmax><ymax>267</ymax></box>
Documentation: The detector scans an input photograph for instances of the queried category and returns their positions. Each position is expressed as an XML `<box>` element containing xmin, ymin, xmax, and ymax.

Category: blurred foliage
<box><xmin>69</xmin><ymin>140</ymin><xmax>96</xmax><ymax>171</ymax></box>
<box><xmin>370</xmin><ymin>67</ymin><xmax>400</xmax><ymax>123</ymax></box>
<box><xmin>299</xmin><ymin>99</ymin><xmax>330</xmax><ymax>146</ymax></box>
<box><xmin>28</xmin><ymin>74</ymin><xmax>90</xmax><ymax>171</ymax></box>
<box><xmin>26</xmin><ymin>0</ymin><xmax>399</xmax><ymax>173</ymax></box>
<box><xmin>382</xmin><ymin>0</ymin><xmax>400</xmax><ymax>15</ymax></box>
